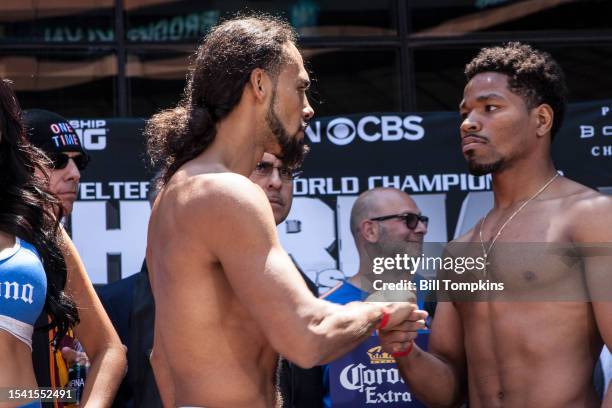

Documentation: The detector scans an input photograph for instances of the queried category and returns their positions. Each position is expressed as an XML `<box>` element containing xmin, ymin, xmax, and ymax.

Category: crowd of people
<box><xmin>0</xmin><ymin>13</ymin><xmax>610</xmax><ymax>408</ymax></box>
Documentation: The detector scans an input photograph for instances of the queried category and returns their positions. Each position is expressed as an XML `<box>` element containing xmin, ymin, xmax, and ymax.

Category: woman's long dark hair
<box><xmin>0</xmin><ymin>79</ymin><xmax>79</xmax><ymax>342</ymax></box>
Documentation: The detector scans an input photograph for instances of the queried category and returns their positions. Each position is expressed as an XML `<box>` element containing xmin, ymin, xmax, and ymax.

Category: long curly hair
<box><xmin>0</xmin><ymin>79</ymin><xmax>79</xmax><ymax>342</ymax></box>
<box><xmin>465</xmin><ymin>42</ymin><xmax>568</xmax><ymax>140</ymax></box>
<box><xmin>145</xmin><ymin>14</ymin><xmax>299</xmax><ymax>184</ymax></box>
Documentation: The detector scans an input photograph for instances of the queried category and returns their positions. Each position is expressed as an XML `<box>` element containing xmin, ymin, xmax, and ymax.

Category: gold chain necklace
<box><xmin>479</xmin><ymin>172</ymin><xmax>559</xmax><ymax>276</ymax></box>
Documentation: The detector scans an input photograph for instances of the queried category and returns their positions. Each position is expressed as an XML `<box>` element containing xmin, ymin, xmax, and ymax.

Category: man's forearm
<box><xmin>307</xmin><ymin>301</ymin><xmax>425</xmax><ymax>366</ymax></box>
<box><xmin>395</xmin><ymin>344</ymin><xmax>464</xmax><ymax>408</ymax></box>
<box><xmin>294</xmin><ymin>301</ymin><xmax>384</xmax><ymax>367</ymax></box>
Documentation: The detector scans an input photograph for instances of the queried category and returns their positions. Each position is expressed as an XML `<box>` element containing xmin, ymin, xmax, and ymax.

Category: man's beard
<box><xmin>467</xmin><ymin>156</ymin><xmax>505</xmax><ymax>176</ymax></box>
<box><xmin>373</xmin><ymin>227</ymin><xmax>423</xmax><ymax>260</ymax></box>
<box><xmin>265</xmin><ymin>92</ymin><xmax>307</xmax><ymax>167</ymax></box>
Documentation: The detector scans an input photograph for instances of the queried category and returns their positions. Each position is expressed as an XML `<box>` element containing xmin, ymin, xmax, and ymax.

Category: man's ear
<box><xmin>361</xmin><ymin>219</ymin><xmax>380</xmax><ymax>244</ymax></box>
<box><xmin>249</xmin><ymin>68</ymin><xmax>270</xmax><ymax>103</ymax></box>
<box><xmin>534</xmin><ymin>103</ymin><xmax>554</xmax><ymax>138</ymax></box>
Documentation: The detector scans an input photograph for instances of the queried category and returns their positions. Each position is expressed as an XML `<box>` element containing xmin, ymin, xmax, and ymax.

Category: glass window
<box><xmin>407</xmin><ymin>0</ymin><xmax>611</xmax><ymax>37</ymax></box>
<box><xmin>413</xmin><ymin>45</ymin><xmax>612</xmax><ymax>112</ymax></box>
<box><xmin>292</xmin><ymin>0</ymin><xmax>397</xmax><ymax>37</ymax></box>
<box><xmin>0</xmin><ymin>50</ymin><xmax>117</xmax><ymax>116</ymax></box>
<box><xmin>305</xmin><ymin>48</ymin><xmax>401</xmax><ymax>117</ymax></box>
<box><xmin>0</xmin><ymin>2</ymin><xmax>114</xmax><ymax>44</ymax></box>
<box><xmin>127</xmin><ymin>48</ymin><xmax>401</xmax><ymax>119</ymax></box>
<box><xmin>124</xmin><ymin>0</ymin><xmax>396</xmax><ymax>42</ymax></box>
<box><xmin>127</xmin><ymin>49</ymin><xmax>190</xmax><ymax>117</ymax></box>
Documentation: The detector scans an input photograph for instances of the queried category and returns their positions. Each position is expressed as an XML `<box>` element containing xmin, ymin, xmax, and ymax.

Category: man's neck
<box><xmin>196</xmin><ymin>105</ymin><xmax>266</xmax><ymax>177</ymax></box>
<box><xmin>491</xmin><ymin>156</ymin><xmax>558</xmax><ymax>209</ymax></box>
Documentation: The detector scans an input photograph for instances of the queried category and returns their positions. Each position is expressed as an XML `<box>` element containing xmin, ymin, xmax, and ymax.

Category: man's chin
<box><xmin>467</xmin><ymin>157</ymin><xmax>503</xmax><ymax>176</ymax></box>
<box><xmin>468</xmin><ymin>164</ymin><xmax>490</xmax><ymax>176</ymax></box>
<box><xmin>61</xmin><ymin>204</ymin><xmax>73</xmax><ymax>217</ymax></box>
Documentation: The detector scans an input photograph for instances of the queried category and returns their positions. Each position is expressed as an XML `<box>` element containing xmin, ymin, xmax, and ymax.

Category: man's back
<box><xmin>148</xmin><ymin>169</ymin><xmax>282</xmax><ymax>407</ymax></box>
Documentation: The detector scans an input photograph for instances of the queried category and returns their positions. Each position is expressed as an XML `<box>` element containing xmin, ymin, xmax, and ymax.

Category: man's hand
<box><xmin>378</xmin><ymin>303</ymin><xmax>427</xmax><ymax>356</ymax></box>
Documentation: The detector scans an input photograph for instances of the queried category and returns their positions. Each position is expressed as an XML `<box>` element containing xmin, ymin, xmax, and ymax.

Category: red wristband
<box><xmin>392</xmin><ymin>341</ymin><xmax>414</xmax><ymax>358</ymax></box>
<box><xmin>378</xmin><ymin>311</ymin><xmax>390</xmax><ymax>330</ymax></box>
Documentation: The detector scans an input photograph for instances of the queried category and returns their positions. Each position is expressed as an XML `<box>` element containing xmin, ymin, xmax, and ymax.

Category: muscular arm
<box><xmin>60</xmin><ymin>228</ymin><xmax>127</xmax><ymax>407</ymax></box>
<box><xmin>392</xmin><ymin>301</ymin><xmax>467</xmax><ymax>408</ymax></box>
<box><xmin>571</xmin><ymin>194</ymin><xmax>612</xmax><ymax>406</ymax></box>
<box><xmin>187</xmin><ymin>175</ymin><xmax>422</xmax><ymax>368</ymax></box>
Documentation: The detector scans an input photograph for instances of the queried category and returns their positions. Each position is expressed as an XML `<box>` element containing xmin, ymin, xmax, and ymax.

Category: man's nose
<box><xmin>414</xmin><ymin>219</ymin><xmax>428</xmax><ymax>234</ymax></box>
<box><xmin>461</xmin><ymin>113</ymin><xmax>481</xmax><ymax>134</ymax></box>
<box><xmin>64</xmin><ymin>158</ymin><xmax>81</xmax><ymax>182</ymax></box>
<box><xmin>266</xmin><ymin>169</ymin><xmax>283</xmax><ymax>190</ymax></box>
<box><xmin>303</xmin><ymin>98</ymin><xmax>314</xmax><ymax>122</ymax></box>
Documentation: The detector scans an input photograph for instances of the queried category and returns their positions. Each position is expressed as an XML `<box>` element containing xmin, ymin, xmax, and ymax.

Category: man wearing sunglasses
<box><xmin>321</xmin><ymin>187</ymin><xmax>428</xmax><ymax>407</ymax></box>
<box><xmin>249</xmin><ymin>152</ymin><xmax>324</xmax><ymax>408</ymax></box>
<box><xmin>23</xmin><ymin>109</ymin><xmax>89</xmax><ymax>217</ymax></box>
<box><xmin>24</xmin><ymin>108</ymin><xmax>91</xmax><ymax>407</ymax></box>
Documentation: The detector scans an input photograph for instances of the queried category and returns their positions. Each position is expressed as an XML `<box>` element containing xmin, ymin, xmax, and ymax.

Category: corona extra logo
<box><xmin>367</xmin><ymin>345</ymin><xmax>394</xmax><ymax>364</ymax></box>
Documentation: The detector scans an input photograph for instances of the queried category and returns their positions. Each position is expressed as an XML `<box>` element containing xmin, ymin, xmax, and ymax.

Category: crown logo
<box><xmin>367</xmin><ymin>345</ymin><xmax>394</xmax><ymax>364</ymax></box>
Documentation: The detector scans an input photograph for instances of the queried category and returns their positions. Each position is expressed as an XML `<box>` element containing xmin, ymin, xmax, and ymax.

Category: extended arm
<box><xmin>61</xmin><ymin>228</ymin><xmax>127</xmax><ymax>407</ymax></box>
<box><xmin>391</xmin><ymin>301</ymin><xmax>467</xmax><ymax>408</ymax></box>
<box><xmin>190</xmin><ymin>175</ymin><xmax>424</xmax><ymax>368</ymax></box>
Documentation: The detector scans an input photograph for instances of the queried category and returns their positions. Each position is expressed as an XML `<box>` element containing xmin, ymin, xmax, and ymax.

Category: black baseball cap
<box><xmin>23</xmin><ymin>109</ymin><xmax>86</xmax><ymax>156</ymax></box>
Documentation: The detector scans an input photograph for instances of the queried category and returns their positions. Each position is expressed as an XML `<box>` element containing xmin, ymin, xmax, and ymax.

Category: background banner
<box><xmin>70</xmin><ymin>99</ymin><xmax>612</xmax><ymax>287</ymax></box>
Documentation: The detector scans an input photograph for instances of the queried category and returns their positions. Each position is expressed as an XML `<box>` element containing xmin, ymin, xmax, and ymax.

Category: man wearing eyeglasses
<box><xmin>249</xmin><ymin>152</ymin><xmax>302</xmax><ymax>226</ymax></box>
<box><xmin>23</xmin><ymin>108</ymin><xmax>91</xmax><ymax>407</ymax></box>
<box><xmin>23</xmin><ymin>109</ymin><xmax>89</xmax><ymax>217</ymax></box>
<box><xmin>321</xmin><ymin>187</ymin><xmax>428</xmax><ymax>407</ymax></box>
<box><xmin>249</xmin><ymin>152</ymin><xmax>324</xmax><ymax>408</ymax></box>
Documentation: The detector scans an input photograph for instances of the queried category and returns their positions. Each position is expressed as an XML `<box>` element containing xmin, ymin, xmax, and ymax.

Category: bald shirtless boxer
<box><xmin>144</xmin><ymin>16</ymin><xmax>426</xmax><ymax>408</ymax></box>
<box><xmin>392</xmin><ymin>42</ymin><xmax>612</xmax><ymax>407</ymax></box>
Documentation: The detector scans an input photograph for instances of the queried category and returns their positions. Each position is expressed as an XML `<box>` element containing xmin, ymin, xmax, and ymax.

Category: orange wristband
<box><xmin>392</xmin><ymin>341</ymin><xmax>414</xmax><ymax>358</ymax></box>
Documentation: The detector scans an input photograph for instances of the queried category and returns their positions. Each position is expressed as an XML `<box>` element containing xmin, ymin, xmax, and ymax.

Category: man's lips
<box><xmin>57</xmin><ymin>192</ymin><xmax>77</xmax><ymax>202</ymax></box>
<box><xmin>461</xmin><ymin>135</ymin><xmax>487</xmax><ymax>153</ymax></box>
<box><xmin>268</xmin><ymin>198</ymin><xmax>284</xmax><ymax>207</ymax></box>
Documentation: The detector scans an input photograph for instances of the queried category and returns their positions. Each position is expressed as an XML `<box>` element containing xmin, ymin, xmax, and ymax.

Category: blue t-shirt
<box><xmin>320</xmin><ymin>278</ymin><xmax>430</xmax><ymax>407</ymax></box>
<box><xmin>321</xmin><ymin>281</ymin><xmax>367</xmax><ymax>408</ymax></box>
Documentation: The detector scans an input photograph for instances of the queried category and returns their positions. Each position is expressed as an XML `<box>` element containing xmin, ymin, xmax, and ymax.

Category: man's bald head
<box><xmin>350</xmin><ymin>188</ymin><xmax>417</xmax><ymax>238</ymax></box>
<box><xmin>350</xmin><ymin>187</ymin><xmax>427</xmax><ymax>260</ymax></box>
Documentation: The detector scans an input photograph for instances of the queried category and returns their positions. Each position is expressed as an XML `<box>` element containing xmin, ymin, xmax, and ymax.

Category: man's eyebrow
<box><xmin>475</xmin><ymin>93</ymin><xmax>505</xmax><ymax>102</ymax></box>
<box><xmin>459</xmin><ymin>93</ymin><xmax>505</xmax><ymax>110</ymax></box>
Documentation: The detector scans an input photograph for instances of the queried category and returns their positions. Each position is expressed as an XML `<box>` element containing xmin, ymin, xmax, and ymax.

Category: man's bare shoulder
<box><xmin>558</xmin><ymin>178</ymin><xmax>612</xmax><ymax>242</ymax></box>
<box><xmin>557</xmin><ymin>177</ymin><xmax>610</xmax><ymax>213</ymax></box>
<box><xmin>164</xmin><ymin>171</ymin><xmax>268</xmax><ymax>213</ymax></box>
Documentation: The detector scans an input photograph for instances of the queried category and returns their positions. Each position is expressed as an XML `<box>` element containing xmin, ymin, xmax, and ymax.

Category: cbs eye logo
<box><xmin>322</xmin><ymin>115</ymin><xmax>425</xmax><ymax>146</ymax></box>
<box><xmin>326</xmin><ymin>118</ymin><xmax>356</xmax><ymax>145</ymax></box>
